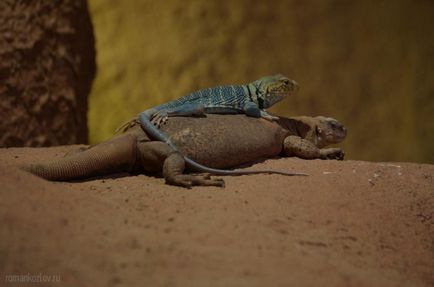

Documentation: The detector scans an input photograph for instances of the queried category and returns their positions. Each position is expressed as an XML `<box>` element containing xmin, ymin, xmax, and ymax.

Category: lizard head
<box><xmin>251</xmin><ymin>74</ymin><xmax>299</xmax><ymax>108</ymax></box>
<box><xmin>314</xmin><ymin>116</ymin><xmax>347</xmax><ymax>148</ymax></box>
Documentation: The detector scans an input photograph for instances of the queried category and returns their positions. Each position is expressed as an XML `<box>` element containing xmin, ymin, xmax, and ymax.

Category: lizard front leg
<box><xmin>163</xmin><ymin>152</ymin><xmax>225</xmax><ymax>188</ymax></box>
<box><xmin>150</xmin><ymin>104</ymin><xmax>206</xmax><ymax>127</ymax></box>
<box><xmin>136</xmin><ymin>141</ymin><xmax>224</xmax><ymax>188</ymax></box>
<box><xmin>283</xmin><ymin>135</ymin><xmax>344</xmax><ymax>160</ymax></box>
<box><xmin>259</xmin><ymin>110</ymin><xmax>279</xmax><ymax>121</ymax></box>
<box><xmin>243</xmin><ymin>102</ymin><xmax>279</xmax><ymax>121</ymax></box>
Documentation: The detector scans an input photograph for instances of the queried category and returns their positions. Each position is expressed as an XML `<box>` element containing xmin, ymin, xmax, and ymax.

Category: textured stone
<box><xmin>0</xmin><ymin>0</ymin><xmax>95</xmax><ymax>147</ymax></box>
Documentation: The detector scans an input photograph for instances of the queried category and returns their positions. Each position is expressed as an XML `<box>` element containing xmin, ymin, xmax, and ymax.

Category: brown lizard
<box><xmin>22</xmin><ymin>115</ymin><xmax>346</xmax><ymax>188</ymax></box>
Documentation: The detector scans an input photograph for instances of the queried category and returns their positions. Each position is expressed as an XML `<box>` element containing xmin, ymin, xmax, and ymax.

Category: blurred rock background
<box><xmin>0</xmin><ymin>0</ymin><xmax>95</xmax><ymax>146</ymax></box>
<box><xmin>89</xmin><ymin>1</ymin><xmax>434</xmax><ymax>163</ymax></box>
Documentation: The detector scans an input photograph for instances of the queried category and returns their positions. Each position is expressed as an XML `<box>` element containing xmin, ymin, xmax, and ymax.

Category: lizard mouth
<box><xmin>270</xmin><ymin>91</ymin><xmax>290</xmax><ymax>96</ymax></box>
<box><xmin>325</xmin><ymin>129</ymin><xmax>347</xmax><ymax>143</ymax></box>
<box><xmin>269</xmin><ymin>81</ymin><xmax>299</xmax><ymax>95</ymax></box>
<box><xmin>268</xmin><ymin>89</ymin><xmax>294</xmax><ymax>100</ymax></box>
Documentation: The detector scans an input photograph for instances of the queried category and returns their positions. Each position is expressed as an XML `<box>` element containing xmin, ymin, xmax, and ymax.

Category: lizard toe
<box><xmin>195</xmin><ymin>176</ymin><xmax>225</xmax><ymax>187</ymax></box>
<box><xmin>191</xmin><ymin>173</ymin><xmax>211</xmax><ymax>179</ymax></box>
<box><xmin>167</xmin><ymin>176</ymin><xmax>192</xmax><ymax>188</ymax></box>
<box><xmin>150</xmin><ymin>117</ymin><xmax>159</xmax><ymax>127</ymax></box>
<box><xmin>177</xmin><ymin>175</ymin><xmax>225</xmax><ymax>187</ymax></box>
<box><xmin>151</xmin><ymin>112</ymin><xmax>167</xmax><ymax>128</ymax></box>
<box><xmin>155</xmin><ymin>115</ymin><xmax>169</xmax><ymax>127</ymax></box>
<box><xmin>161</xmin><ymin>116</ymin><xmax>169</xmax><ymax>125</ymax></box>
<box><xmin>330</xmin><ymin>148</ymin><xmax>345</xmax><ymax>160</ymax></box>
<box><xmin>261</xmin><ymin>114</ymin><xmax>279</xmax><ymax>121</ymax></box>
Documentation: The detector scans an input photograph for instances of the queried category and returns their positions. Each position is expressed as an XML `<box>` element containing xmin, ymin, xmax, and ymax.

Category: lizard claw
<box><xmin>321</xmin><ymin>148</ymin><xmax>345</xmax><ymax>160</ymax></box>
<box><xmin>262</xmin><ymin>114</ymin><xmax>279</xmax><ymax>121</ymax></box>
<box><xmin>260</xmin><ymin>110</ymin><xmax>279</xmax><ymax>121</ymax></box>
<box><xmin>151</xmin><ymin>112</ymin><xmax>169</xmax><ymax>128</ymax></box>
<box><xmin>167</xmin><ymin>174</ymin><xmax>225</xmax><ymax>188</ymax></box>
<box><xmin>154</xmin><ymin>117</ymin><xmax>168</xmax><ymax>128</ymax></box>
<box><xmin>160</xmin><ymin>115</ymin><xmax>169</xmax><ymax>126</ymax></box>
<box><xmin>191</xmin><ymin>172</ymin><xmax>212</xmax><ymax>179</ymax></box>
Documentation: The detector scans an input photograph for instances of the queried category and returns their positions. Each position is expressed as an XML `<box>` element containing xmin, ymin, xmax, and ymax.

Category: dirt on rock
<box><xmin>0</xmin><ymin>146</ymin><xmax>433</xmax><ymax>286</ymax></box>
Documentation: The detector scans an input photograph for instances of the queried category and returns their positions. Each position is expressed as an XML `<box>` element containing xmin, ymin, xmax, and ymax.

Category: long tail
<box><xmin>22</xmin><ymin>134</ymin><xmax>137</xmax><ymax>181</ymax></box>
<box><xmin>139</xmin><ymin>114</ymin><xmax>308</xmax><ymax>177</ymax></box>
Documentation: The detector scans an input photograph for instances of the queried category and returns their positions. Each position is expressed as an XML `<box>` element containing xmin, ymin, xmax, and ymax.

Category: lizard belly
<box><xmin>160</xmin><ymin>114</ymin><xmax>288</xmax><ymax>169</ymax></box>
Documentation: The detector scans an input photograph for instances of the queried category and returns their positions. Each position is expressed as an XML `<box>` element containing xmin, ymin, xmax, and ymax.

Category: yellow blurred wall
<box><xmin>87</xmin><ymin>0</ymin><xmax>434</xmax><ymax>163</ymax></box>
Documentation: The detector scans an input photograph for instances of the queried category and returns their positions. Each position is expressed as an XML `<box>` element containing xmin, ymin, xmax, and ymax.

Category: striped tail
<box><xmin>23</xmin><ymin>134</ymin><xmax>137</xmax><ymax>181</ymax></box>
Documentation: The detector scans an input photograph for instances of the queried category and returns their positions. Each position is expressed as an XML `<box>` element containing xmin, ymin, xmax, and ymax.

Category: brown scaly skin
<box><xmin>23</xmin><ymin>114</ymin><xmax>346</xmax><ymax>188</ymax></box>
<box><xmin>277</xmin><ymin>116</ymin><xmax>346</xmax><ymax>160</ymax></box>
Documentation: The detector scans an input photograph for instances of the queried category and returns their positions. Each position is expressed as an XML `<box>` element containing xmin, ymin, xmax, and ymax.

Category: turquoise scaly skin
<box><xmin>139</xmin><ymin>74</ymin><xmax>305</xmax><ymax>176</ymax></box>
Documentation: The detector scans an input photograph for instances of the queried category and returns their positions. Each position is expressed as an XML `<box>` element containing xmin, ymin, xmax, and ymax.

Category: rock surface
<box><xmin>0</xmin><ymin>0</ymin><xmax>95</xmax><ymax>147</ymax></box>
<box><xmin>1</xmin><ymin>147</ymin><xmax>433</xmax><ymax>286</ymax></box>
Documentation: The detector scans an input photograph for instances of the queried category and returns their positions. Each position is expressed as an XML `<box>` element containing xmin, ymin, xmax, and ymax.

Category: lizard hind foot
<box><xmin>151</xmin><ymin>111</ymin><xmax>169</xmax><ymax>128</ymax></box>
<box><xmin>321</xmin><ymin>148</ymin><xmax>345</xmax><ymax>160</ymax></box>
<box><xmin>167</xmin><ymin>174</ymin><xmax>225</xmax><ymax>188</ymax></box>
